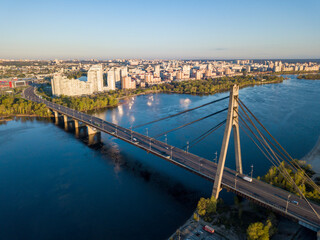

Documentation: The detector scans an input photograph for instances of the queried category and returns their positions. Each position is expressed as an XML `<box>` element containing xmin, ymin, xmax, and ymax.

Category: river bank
<box><xmin>302</xmin><ymin>135</ymin><xmax>320</xmax><ymax>174</ymax></box>
<box><xmin>37</xmin><ymin>74</ymin><xmax>284</xmax><ymax>112</ymax></box>
<box><xmin>0</xmin><ymin>114</ymin><xmax>51</xmax><ymax>122</ymax></box>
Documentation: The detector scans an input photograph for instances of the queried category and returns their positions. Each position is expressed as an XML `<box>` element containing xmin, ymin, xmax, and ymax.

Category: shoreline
<box><xmin>116</xmin><ymin>78</ymin><xmax>283</xmax><ymax>103</ymax></box>
<box><xmin>302</xmin><ymin>135</ymin><xmax>320</xmax><ymax>174</ymax></box>
<box><xmin>0</xmin><ymin>114</ymin><xmax>51</xmax><ymax>122</ymax></box>
<box><xmin>33</xmin><ymin>77</ymin><xmax>284</xmax><ymax>114</ymax></box>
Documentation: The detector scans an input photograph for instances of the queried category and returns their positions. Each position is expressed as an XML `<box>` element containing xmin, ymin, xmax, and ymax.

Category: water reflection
<box><xmin>180</xmin><ymin>98</ymin><xmax>191</xmax><ymax>108</ymax></box>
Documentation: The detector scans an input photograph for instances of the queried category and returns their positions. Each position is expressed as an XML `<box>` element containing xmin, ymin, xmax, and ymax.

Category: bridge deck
<box><xmin>23</xmin><ymin>87</ymin><xmax>320</xmax><ymax>231</ymax></box>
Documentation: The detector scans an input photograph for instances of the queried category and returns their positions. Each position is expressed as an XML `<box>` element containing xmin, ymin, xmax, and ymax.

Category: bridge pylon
<box><xmin>212</xmin><ymin>84</ymin><xmax>242</xmax><ymax>199</ymax></box>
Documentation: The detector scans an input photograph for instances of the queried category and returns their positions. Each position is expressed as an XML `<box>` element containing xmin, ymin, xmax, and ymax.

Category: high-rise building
<box><xmin>176</xmin><ymin>71</ymin><xmax>183</xmax><ymax>80</ymax></box>
<box><xmin>51</xmin><ymin>73</ymin><xmax>94</xmax><ymax>96</ymax></box>
<box><xmin>121</xmin><ymin>76</ymin><xmax>136</xmax><ymax>89</ymax></box>
<box><xmin>195</xmin><ymin>70</ymin><xmax>202</xmax><ymax>80</ymax></box>
<box><xmin>120</xmin><ymin>66</ymin><xmax>128</xmax><ymax>79</ymax></box>
<box><xmin>154</xmin><ymin>65</ymin><xmax>160</xmax><ymax>77</ymax></box>
<box><xmin>87</xmin><ymin>64</ymin><xmax>104</xmax><ymax>92</ymax></box>
<box><xmin>106</xmin><ymin>69</ymin><xmax>116</xmax><ymax>90</ymax></box>
<box><xmin>182</xmin><ymin>65</ymin><xmax>190</xmax><ymax>79</ymax></box>
<box><xmin>51</xmin><ymin>64</ymin><xmax>105</xmax><ymax>96</ymax></box>
<box><xmin>114</xmin><ymin>68</ymin><xmax>121</xmax><ymax>84</ymax></box>
<box><xmin>205</xmin><ymin>69</ymin><xmax>212</xmax><ymax>77</ymax></box>
<box><xmin>145</xmin><ymin>73</ymin><xmax>153</xmax><ymax>83</ymax></box>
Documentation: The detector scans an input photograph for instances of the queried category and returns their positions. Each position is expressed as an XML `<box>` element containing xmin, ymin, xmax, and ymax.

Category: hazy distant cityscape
<box><xmin>1</xmin><ymin>59</ymin><xmax>320</xmax><ymax>96</ymax></box>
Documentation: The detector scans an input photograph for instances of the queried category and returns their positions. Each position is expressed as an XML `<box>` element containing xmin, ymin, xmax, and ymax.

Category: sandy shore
<box><xmin>302</xmin><ymin>135</ymin><xmax>320</xmax><ymax>174</ymax></box>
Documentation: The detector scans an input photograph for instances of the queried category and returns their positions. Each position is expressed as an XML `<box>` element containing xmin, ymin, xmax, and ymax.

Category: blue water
<box><xmin>0</xmin><ymin>75</ymin><xmax>319</xmax><ymax>239</ymax></box>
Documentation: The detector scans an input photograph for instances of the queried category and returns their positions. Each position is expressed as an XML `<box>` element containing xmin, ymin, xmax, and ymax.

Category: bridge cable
<box><xmin>238</xmin><ymin>120</ymin><xmax>292</xmax><ymax>181</ymax></box>
<box><xmin>153</xmin><ymin>107</ymin><xmax>228</xmax><ymax>139</ymax></box>
<box><xmin>237</xmin><ymin>114</ymin><xmax>294</xmax><ymax>181</ymax></box>
<box><xmin>238</xmin><ymin>114</ymin><xmax>320</xmax><ymax>220</ymax></box>
<box><xmin>182</xmin><ymin>119</ymin><xmax>227</xmax><ymax>150</ymax></box>
<box><xmin>238</xmin><ymin>114</ymin><xmax>295</xmax><ymax>183</ymax></box>
<box><xmin>132</xmin><ymin>96</ymin><xmax>229</xmax><ymax>129</ymax></box>
<box><xmin>238</xmin><ymin>108</ymin><xmax>309</xmax><ymax>196</ymax></box>
<box><xmin>237</xmin><ymin>107</ymin><xmax>320</xmax><ymax>219</ymax></box>
<box><xmin>238</xmin><ymin>98</ymin><xmax>320</xmax><ymax>193</ymax></box>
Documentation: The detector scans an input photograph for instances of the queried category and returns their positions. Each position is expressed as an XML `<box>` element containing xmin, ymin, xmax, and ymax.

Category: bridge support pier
<box><xmin>87</xmin><ymin>125</ymin><xmax>101</xmax><ymax>145</ymax></box>
<box><xmin>212</xmin><ymin>84</ymin><xmax>242</xmax><ymax>200</ymax></box>
<box><xmin>53</xmin><ymin>111</ymin><xmax>59</xmax><ymax>119</ymax></box>
<box><xmin>88</xmin><ymin>132</ymin><xmax>101</xmax><ymax>145</ymax></box>
<box><xmin>74</xmin><ymin>120</ymin><xmax>80</xmax><ymax>138</ymax></box>
<box><xmin>63</xmin><ymin>115</ymin><xmax>69</xmax><ymax>130</ymax></box>
<box><xmin>74</xmin><ymin>119</ymin><xmax>79</xmax><ymax>129</ymax></box>
<box><xmin>53</xmin><ymin>111</ymin><xmax>59</xmax><ymax>125</ymax></box>
<box><xmin>87</xmin><ymin>125</ymin><xmax>99</xmax><ymax>135</ymax></box>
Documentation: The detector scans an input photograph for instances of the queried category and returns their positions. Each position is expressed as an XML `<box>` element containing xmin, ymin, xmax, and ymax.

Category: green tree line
<box><xmin>153</xmin><ymin>75</ymin><xmax>284</xmax><ymax>95</ymax></box>
<box><xmin>0</xmin><ymin>95</ymin><xmax>51</xmax><ymax>117</ymax></box>
<box><xmin>297</xmin><ymin>74</ymin><xmax>320</xmax><ymax>80</ymax></box>
<box><xmin>51</xmin><ymin>94</ymin><xmax>119</xmax><ymax>112</ymax></box>
<box><xmin>259</xmin><ymin>161</ymin><xmax>320</xmax><ymax>203</ymax></box>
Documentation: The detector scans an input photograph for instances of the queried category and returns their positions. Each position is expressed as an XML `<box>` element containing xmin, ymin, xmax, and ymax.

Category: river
<box><xmin>0</xmin><ymin>75</ymin><xmax>319</xmax><ymax>240</ymax></box>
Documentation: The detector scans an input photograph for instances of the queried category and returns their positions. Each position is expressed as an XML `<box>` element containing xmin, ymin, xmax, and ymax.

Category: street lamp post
<box><xmin>170</xmin><ymin>146</ymin><xmax>173</xmax><ymax>160</ymax></box>
<box><xmin>149</xmin><ymin>138</ymin><xmax>152</xmax><ymax>150</ymax></box>
<box><xmin>214</xmin><ymin>151</ymin><xmax>218</xmax><ymax>163</ymax></box>
<box><xmin>235</xmin><ymin>173</ymin><xmax>239</xmax><ymax>190</ymax></box>
<box><xmin>146</xmin><ymin>128</ymin><xmax>148</xmax><ymax>137</ymax></box>
<box><xmin>186</xmin><ymin>141</ymin><xmax>189</xmax><ymax>153</ymax></box>
<box><xmin>251</xmin><ymin>164</ymin><xmax>254</xmax><ymax>179</ymax></box>
<box><xmin>286</xmin><ymin>194</ymin><xmax>291</xmax><ymax>213</ymax></box>
<box><xmin>165</xmin><ymin>134</ymin><xmax>167</xmax><ymax>144</ymax></box>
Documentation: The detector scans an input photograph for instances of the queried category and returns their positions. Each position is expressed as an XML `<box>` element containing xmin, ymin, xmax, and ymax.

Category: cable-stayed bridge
<box><xmin>23</xmin><ymin>86</ymin><xmax>320</xmax><ymax>234</ymax></box>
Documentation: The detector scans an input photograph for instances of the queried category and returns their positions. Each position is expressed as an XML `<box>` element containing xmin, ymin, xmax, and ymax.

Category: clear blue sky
<box><xmin>1</xmin><ymin>0</ymin><xmax>319</xmax><ymax>59</ymax></box>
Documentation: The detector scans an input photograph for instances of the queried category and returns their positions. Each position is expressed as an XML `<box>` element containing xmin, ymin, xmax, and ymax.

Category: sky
<box><xmin>0</xmin><ymin>0</ymin><xmax>319</xmax><ymax>60</ymax></box>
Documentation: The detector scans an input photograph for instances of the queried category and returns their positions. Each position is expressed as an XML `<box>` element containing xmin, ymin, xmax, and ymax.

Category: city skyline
<box><xmin>1</xmin><ymin>0</ymin><xmax>320</xmax><ymax>59</ymax></box>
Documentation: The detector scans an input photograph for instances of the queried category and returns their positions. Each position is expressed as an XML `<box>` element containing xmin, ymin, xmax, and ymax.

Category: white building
<box><xmin>87</xmin><ymin>65</ymin><xmax>103</xmax><ymax>92</ymax></box>
<box><xmin>154</xmin><ymin>65</ymin><xmax>160</xmax><ymax>76</ymax></box>
<box><xmin>51</xmin><ymin>74</ymin><xmax>93</xmax><ymax>96</ymax></box>
<box><xmin>114</xmin><ymin>68</ymin><xmax>121</xmax><ymax>85</ymax></box>
<box><xmin>105</xmin><ymin>69</ymin><xmax>116</xmax><ymax>91</ymax></box>
<box><xmin>120</xmin><ymin>66</ymin><xmax>128</xmax><ymax>79</ymax></box>
<box><xmin>51</xmin><ymin>65</ymin><xmax>105</xmax><ymax>96</ymax></box>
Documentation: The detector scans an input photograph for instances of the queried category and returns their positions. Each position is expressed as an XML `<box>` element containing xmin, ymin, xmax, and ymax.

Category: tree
<box><xmin>247</xmin><ymin>220</ymin><xmax>272</xmax><ymax>240</ymax></box>
<box><xmin>196</xmin><ymin>197</ymin><xmax>217</xmax><ymax>217</ymax></box>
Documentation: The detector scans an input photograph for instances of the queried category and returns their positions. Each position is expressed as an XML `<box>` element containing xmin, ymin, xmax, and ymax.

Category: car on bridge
<box><xmin>243</xmin><ymin>176</ymin><xmax>252</xmax><ymax>182</ymax></box>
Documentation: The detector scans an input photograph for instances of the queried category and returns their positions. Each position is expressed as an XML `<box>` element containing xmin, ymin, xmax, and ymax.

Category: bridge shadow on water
<box><xmin>51</xmin><ymin>116</ymin><xmax>205</xmax><ymax>208</ymax></box>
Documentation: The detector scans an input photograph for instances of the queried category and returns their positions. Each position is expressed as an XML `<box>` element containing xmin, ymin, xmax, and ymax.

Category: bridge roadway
<box><xmin>23</xmin><ymin>86</ymin><xmax>320</xmax><ymax>232</ymax></box>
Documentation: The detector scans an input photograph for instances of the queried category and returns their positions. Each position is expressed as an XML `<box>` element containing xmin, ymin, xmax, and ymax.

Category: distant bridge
<box><xmin>23</xmin><ymin>86</ymin><xmax>320</xmax><ymax>234</ymax></box>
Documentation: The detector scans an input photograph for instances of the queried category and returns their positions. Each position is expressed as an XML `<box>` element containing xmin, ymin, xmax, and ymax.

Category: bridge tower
<box><xmin>212</xmin><ymin>84</ymin><xmax>242</xmax><ymax>199</ymax></box>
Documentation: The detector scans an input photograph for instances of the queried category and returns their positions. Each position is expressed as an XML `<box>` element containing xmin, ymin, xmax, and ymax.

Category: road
<box><xmin>23</xmin><ymin>86</ymin><xmax>320</xmax><ymax>232</ymax></box>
